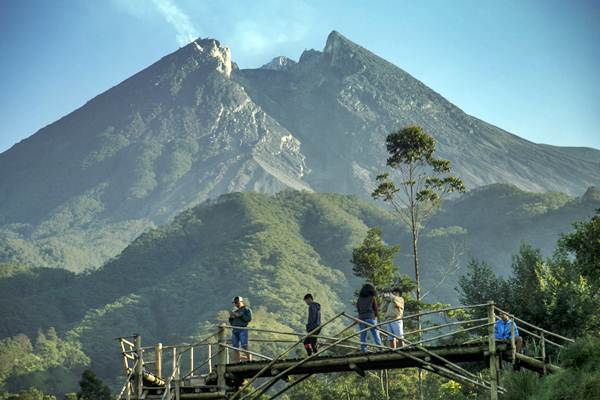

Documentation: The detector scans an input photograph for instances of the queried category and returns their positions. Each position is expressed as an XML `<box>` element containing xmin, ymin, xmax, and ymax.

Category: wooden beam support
<box><xmin>487</xmin><ymin>302</ymin><xmax>498</xmax><ymax>400</ymax></box>
<box><xmin>216</xmin><ymin>324</ymin><xmax>227</xmax><ymax>392</ymax></box>
<box><xmin>349</xmin><ymin>363</ymin><xmax>365</xmax><ymax>377</ymax></box>
<box><xmin>135</xmin><ymin>335</ymin><xmax>143</xmax><ymax>400</ymax></box>
<box><xmin>155</xmin><ymin>343</ymin><xmax>162</xmax><ymax>378</ymax></box>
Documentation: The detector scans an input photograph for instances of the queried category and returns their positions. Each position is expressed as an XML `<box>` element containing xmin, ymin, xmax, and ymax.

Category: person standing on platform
<box><xmin>356</xmin><ymin>283</ymin><xmax>383</xmax><ymax>352</ymax></box>
<box><xmin>303</xmin><ymin>293</ymin><xmax>322</xmax><ymax>356</ymax></box>
<box><xmin>383</xmin><ymin>288</ymin><xmax>405</xmax><ymax>348</ymax></box>
<box><xmin>229</xmin><ymin>296</ymin><xmax>252</xmax><ymax>362</ymax></box>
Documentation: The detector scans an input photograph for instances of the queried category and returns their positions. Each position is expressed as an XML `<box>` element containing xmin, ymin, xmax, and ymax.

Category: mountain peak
<box><xmin>324</xmin><ymin>30</ymin><xmax>351</xmax><ymax>51</ymax></box>
<box><xmin>322</xmin><ymin>30</ymin><xmax>369</xmax><ymax>70</ymax></box>
<box><xmin>582</xmin><ymin>186</ymin><xmax>600</xmax><ymax>203</ymax></box>
<box><xmin>184</xmin><ymin>38</ymin><xmax>233</xmax><ymax>77</ymax></box>
<box><xmin>260</xmin><ymin>56</ymin><xmax>297</xmax><ymax>71</ymax></box>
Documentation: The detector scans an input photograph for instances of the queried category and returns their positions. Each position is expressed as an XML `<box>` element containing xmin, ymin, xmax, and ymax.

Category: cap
<box><xmin>232</xmin><ymin>296</ymin><xmax>244</xmax><ymax>303</ymax></box>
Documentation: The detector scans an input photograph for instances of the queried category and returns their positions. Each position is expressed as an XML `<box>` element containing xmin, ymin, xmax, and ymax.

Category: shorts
<box><xmin>385</xmin><ymin>320</ymin><xmax>404</xmax><ymax>339</ymax></box>
<box><xmin>232</xmin><ymin>328</ymin><xmax>248</xmax><ymax>348</ymax></box>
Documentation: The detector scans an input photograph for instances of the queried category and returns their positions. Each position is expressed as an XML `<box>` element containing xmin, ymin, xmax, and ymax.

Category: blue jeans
<box><xmin>232</xmin><ymin>328</ymin><xmax>248</xmax><ymax>349</ymax></box>
<box><xmin>359</xmin><ymin>319</ymin><xmax>382</xmax><ymax>352</ymax></box>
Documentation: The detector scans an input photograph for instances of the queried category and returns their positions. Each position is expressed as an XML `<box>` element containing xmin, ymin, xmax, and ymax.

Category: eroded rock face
<box><xmin>191</xmin><ymin>39</ymin><xmax>233</xmax><ymax>77</ymax></box>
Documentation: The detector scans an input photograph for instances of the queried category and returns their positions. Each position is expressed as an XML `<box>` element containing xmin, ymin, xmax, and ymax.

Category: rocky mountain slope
<box><xmin>0</xmin><ymin>39</ymin><xmax>310</xmax><ymax>271</ymax></box>
<box><xmin>1</xmin><ymin>31</ymin><xmax>598</xmax><ymax>271</ymax></box>
<box><xmin>237</xmin><ymin>31</ymin><xmax>600</xmax><ymax>196</ymax></box>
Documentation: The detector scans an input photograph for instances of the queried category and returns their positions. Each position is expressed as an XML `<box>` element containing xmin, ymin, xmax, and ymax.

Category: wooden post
<box><xmin>510</xmin><ymin>319</ymin><xmax>516</xmax><ymax>366</ymax></box>
<box><xmin>217</xmin><ymin>324</ymin><xmax>227</xmax><ymax>392</ymax></box>
<box><xmin>541</xmin><ymin>332</ymin><xmax>547</xmax><ymax>375</ymax></box>
<box><xmin>189</xmin><ymin>346</ymin><xmax>194</xmax><ymax>378</ymax></box>
<box><xmin>134</xmin><ymin>335</ymin><xmax>143</xmax><ymax>400</ymax></box>
<box><xmin>208</xmin><ymin>344</ymin><xmax>213</xmax><ymax>374</ymax></box>
<box><xmin>487</xmin><ymin>302</ymin><xmax>498</xmax><ymax>400</ymax></box>
<box><xmin>155</xmin><ymin>343</ymin><xmax>163</xmax><ymax>378</ymax></box>
<box><xmin>173</xmin><ymin>348</ymin><xmax>180</xmax><ymax>400</ymax></box>
<box><xmin>172</xmin><ymin>348</ymin><xmax>177</xmax><ymax>378</ymax></box>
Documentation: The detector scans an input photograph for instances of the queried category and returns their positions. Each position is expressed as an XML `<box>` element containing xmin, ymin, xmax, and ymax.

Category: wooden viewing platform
<box><xmin>116</xmin><ymin>302</ymin><xmax>572</xmax><ymax>400</ymax></box>
<box><xmin>225</xmin><ymin>342</ymin><xmax>508</xmax><ymax>378</ymax></box>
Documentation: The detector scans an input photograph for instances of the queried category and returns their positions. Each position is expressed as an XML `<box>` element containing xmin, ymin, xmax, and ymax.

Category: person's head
<box><xmin>303</xmin><ymin>293</ymin><xmax>314</xmax><ymax>305</ymax></box>
<box><xmin>233</xmin><ymin>296</ymin><xmax>244</xmax><ymax>308</ymax></box>
<box><xmin>391</xmin><ymin>288</ymin><xmax>402</xmax><ymax>297</ymax></box>
<box><xmin>501</xmin><ymin>311</ymin><xmax>510</xmax><ymax>322</ymax></box>
<box><xmin>359</xmin><ymin>283</ymin><xmax>377</xmax><ymax>298</ymax></box>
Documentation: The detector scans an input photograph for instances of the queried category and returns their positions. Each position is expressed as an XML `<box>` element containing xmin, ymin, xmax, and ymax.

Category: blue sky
<box><xmin>0</xmin><ymin>0</ymin><xmax>599</xmax><ymax>153</ymax></box>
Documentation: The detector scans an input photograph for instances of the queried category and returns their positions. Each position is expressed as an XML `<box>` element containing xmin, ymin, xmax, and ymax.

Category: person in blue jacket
<box><xmin>229</xmin><ymin>296</ymin><xmax>252</xmax><ymax>362</ymax></box>
<box><xmin>495</xmin><ymin>311</ymin><xmax>523</xmax><ymax>352</ymax></box>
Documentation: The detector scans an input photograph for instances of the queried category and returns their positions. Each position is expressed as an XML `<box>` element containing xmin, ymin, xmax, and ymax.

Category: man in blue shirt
<box><xmin>495</xmin><ymin>311</ymin><xmax>523</xmax><ymax>352</ymax></box>
<box><xmin>229</xmin><ymin>296</ymin><xmax>252</xmax><ymax>362</ymax></box>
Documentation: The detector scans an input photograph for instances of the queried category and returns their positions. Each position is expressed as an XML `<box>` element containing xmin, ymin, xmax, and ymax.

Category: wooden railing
<box><xmin>116</xmin><ymin>301</ymin><xmax>573</xmax><ymax>400</ymax></box>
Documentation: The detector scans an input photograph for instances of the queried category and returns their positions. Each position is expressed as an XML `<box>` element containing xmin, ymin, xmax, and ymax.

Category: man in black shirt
<box><xmin>303</xmin><ymin>293</ymin><xmax>321</xmax><ymax>356</ymax></box>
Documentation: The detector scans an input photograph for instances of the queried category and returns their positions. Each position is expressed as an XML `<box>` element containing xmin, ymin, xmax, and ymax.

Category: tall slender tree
<box><xmin>372</xmin><ymin>124</ymin><xmax>465</xmax><ymax>399</ymax></box>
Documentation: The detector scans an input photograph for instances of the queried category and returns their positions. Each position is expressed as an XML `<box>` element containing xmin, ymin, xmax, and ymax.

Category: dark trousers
<box><xmin>303</xmin><ymin>329</ymin><xmax>320</xmax><ymax>356</ymax></box>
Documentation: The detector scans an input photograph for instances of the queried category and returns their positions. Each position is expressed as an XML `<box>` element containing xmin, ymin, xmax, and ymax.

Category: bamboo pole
<box><xmin>181</xmin><ymin>350</ymin><xmax>220</xmax><ymax>380</ymax></box>
<box><xmin>402</xmin><ymin>318</ymin><xmax>488</xmax><ymax>337</ymax></box>
<box><xmin>208</xmin><ymin>344</ymin><xmax>213</xmax><ymax>374</ymax></box>
<box><xmin>135</xmin><ymin>335</ymin><xmax>143</xmax><ymax>400</ymax></box>
<box><xmin>220</xmin><ymin>344</ymin><xmax>272</xmax><ymax>360</ymax></box>
<box><xmin>174</xmin><ymin>347</ymin><xmax>180</xmax><ymax>400</ymax></box>
<box><xmin>189</xmin><ymin>346</ymin><xmax>194</xmax><ymax>378</ymax></box>
<box><xmin>217</xmin><ymin>324</ymin><xmax>227</xmax><ymax>392</ymax></box>
<box><xmin>541</xmin><ymin>332</ymin><xmax>546</xmax><ymax>375</ymax></box>
<box><xmin>487</xmin><ymin>302</ymin><xmax>498</xmax><ymax>400</ymax></box>
<box><xmin>510</xmin><ymin>320</ymin><xmax>516</xmax><ymax>366</ymax></box>
<box><xmin>155</xmin><ymin>343</ymin><xmax>163</xmax><ymax>378</ymax></box>
<box><xmin>514</xmin><ymin>352</ymin><xmax>561</xmax><ymax>373</ymax></box>
<box><xmin>518</xmin><ymin>325</ymin><xmax>564</xmax><ymax>349</ymax></box>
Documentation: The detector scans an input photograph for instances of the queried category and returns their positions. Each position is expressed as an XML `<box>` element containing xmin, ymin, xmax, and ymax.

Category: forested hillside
<box><xmin>0</xmin><ymin>186</ymin><xmax>598</xmax><ymax>394</ymax></box>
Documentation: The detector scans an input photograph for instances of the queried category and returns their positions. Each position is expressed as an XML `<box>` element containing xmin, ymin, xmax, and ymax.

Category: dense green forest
<box><xmin>0</xmin><ymin>186</ymin><xmax>598</xmax><ymax>396</ymax></box>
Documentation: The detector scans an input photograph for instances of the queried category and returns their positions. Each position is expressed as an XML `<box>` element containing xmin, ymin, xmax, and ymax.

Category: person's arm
<box><xmin>382</xmin><ymin>293</ymin><xmax>391</xmax><ymax>311</ymax></box>
<box><xmin>512</xmin><ymin>321</ymin><xmax>519</xmax><ymax>337</ymax></box>
<box><xmin>494</xmin><ymin>321</ymin><xmax>501</xmax><ymax>339</ymax></box>
<box><xmin>372</xmin><ymin>296</ymin><xmax>379</xmax><ymax>318</ymax></box>
<box><xmin>241</xmin><ymin>308</ymin><xmax>252</xmax><ymax>323</ymax></box>
<box><xmin>316</xmin><ymin>305</ymin><xmax>321</xmax><ymax>326</ymax></box>
<box><xmin>307</xmin><ymin>305</ymin><xmax>316</xmax><ymax>330</ymax></box>
<box><xmin>396</xmin><ymin>297</ymin><xmax>405</xmax><ymax>316</ymax></box>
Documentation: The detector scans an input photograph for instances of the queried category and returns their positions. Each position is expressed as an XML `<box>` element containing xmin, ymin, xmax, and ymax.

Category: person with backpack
<box><xmin>303</xmin><ymin>293</ymin><xmax>321</xmax><ymax>356</ymax></box>
<box><xmin>356</xmin><ymin>283</ymin><xmax>383</xmax><ymax>352</ymax></box>
<box><xmin>229</xmin><ymin>296</ymin><xmax>252</xmax><ymax>362</ymax></box>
